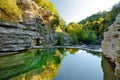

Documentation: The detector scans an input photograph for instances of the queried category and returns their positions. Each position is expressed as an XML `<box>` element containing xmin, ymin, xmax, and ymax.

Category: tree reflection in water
<box><xmin>0</xmin><ymin>48</ymin><xmax>116</xmax><ymax>80</ymax></box>
<box><xmin>84</xmin><ymin>50</ymin><xmax>116</xmax><ymax>80</ymax></box>
<box><xmin>0</xmin><ymin>48</ymin><xmax>65</xmax><ymax>80</ymax></box>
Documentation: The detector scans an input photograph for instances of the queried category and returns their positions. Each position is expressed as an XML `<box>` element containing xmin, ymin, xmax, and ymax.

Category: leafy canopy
<box><xmin>33</xmin><ymin>0</ymin><xmax>58</xmax><ymax>16</ymax></box>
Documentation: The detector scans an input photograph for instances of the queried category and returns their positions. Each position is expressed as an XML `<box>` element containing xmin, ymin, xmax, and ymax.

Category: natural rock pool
<box><xmin>0</xmin><ymin>48</ymin><xmax>116</xmax><ymax>80</ymax></box>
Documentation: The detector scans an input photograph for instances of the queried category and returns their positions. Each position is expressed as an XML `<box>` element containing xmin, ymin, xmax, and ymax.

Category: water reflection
<box><xmin>66</xmin><ymin>48</ymin><xmax>79</xmax><ymax>54</ymax></box>
<box><xmin>0</xmin><ymin>48</ymin><xmax>116</xmax><ymax>80</ymax></box>
<box><xmin>0</xmin><ymin>48</ymin><xmax>65</xmax><ymax>80</ymax></box>
<box><xmin>53</xmin><ymin>49</ymin><xmax>103</xmax><ymax>80</ymax></box>
<box><xmin>101</xmin><ymin>55</ymin><xmax>116</xmax><ymax>80</ymax></box>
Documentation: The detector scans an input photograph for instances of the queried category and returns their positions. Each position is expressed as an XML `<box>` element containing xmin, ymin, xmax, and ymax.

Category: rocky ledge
<box><xmin>0</xmin><ymin>22</ymin><xmax>40</xmax><ymax>52</ymax></box>
<box><xmin>0</xmin><ymin>0</ymin><xmax>57</xmax><ymax>52</ymax></box>
<box><xmin>102</xmin><ymin>13</ymin><xmax>120</xmax><ymax>78</ymax></box>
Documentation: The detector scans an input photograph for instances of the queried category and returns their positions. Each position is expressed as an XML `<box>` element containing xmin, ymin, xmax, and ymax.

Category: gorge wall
<box><xmin>0</xmin><ymin>0</ymin><xmax>57</xmax><ymax>52</ymax></box>
<box><xmin>102</xmin><ymin>13</ymin><xmax>120</xmax><ymax>79</ymax></box>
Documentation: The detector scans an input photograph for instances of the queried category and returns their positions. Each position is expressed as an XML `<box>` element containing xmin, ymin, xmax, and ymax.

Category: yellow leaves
<box><xmin>0</xmin><ymin>0</ymin><xmax>22</xmax><ymax>22</ymax></box>
<box><xmin>67</xmin><ymin>48</ymin><xmax>79</xmax><ymax>54</ymax></box>
<box><xmin>55</xmin><ymin>50</ymin><xmax>61</xmax><ymax>56</ymax></box>
<box><xmin>33</xmin><ymin>0</ymin><xmax>58</xmax><ymax>16</ymax></box>
<box><xmin>31</xmin><ymin>64</ymin><xmax>60</xmax><ymax>80</ymax></box>
<box><xmin>98</xmin><ymin>17</ymin><xmax>104</xmax><ymax>23</ymax></box>
<box><xmin>67</xmin><ymin>22</ymin><xmax>82</xmax><ymax>35</ymax></box>
<box><xmin>93</xmin><ymin>20</ymin><xmax>97</xmax><ymax>24</ymax></box>
<box><xmin>55</xmin><ymin>26</ymin><xmax>63</xmax><ymax>32</ymax></box>
<box><xmin>11</xmin><ymin>63</ymin><xmax>60</xmax><ymax>80</ymax></box>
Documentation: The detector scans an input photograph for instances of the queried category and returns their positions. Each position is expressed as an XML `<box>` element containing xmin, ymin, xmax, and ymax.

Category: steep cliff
<box><xmin>0</xmin><ymin>0</ymin><xmax>57</xmax><ymax>52</ymax></box>
<box><xmin>102</xmin><ymin>13</ymin><xmax>120</xmax><ymax>78</ymax></box>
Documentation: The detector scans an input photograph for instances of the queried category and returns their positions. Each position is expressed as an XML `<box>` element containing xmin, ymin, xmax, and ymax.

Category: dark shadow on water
<box><xmin>85</xmin><ymin>50</ymin><xmax>102</xmax><ymax>57</ymax></box>
<box><xmin>101</xmin><ymin>55</ymin><xmax>116</xmax><ymax>80</ymax></box>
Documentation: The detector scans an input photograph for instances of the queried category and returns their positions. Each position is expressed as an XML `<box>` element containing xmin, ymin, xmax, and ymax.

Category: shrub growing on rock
<box><xmin>0</xmin><ymin>0</ymin><xmax>22</xmax><ymax>22</ymax></box>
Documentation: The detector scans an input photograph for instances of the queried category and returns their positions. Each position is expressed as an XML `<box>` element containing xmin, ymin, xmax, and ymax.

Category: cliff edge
<box><xmin>0</xmin><ymin>0</ymin><xmax>57</xmax><ymax>52</ymax></box>
<box><xmin>102</xmin><ymin>13</ymin><xmax>120</xmax><ymax>78</ymax></box>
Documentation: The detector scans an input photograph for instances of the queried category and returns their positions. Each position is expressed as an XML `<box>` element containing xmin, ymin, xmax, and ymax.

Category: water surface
<box><xmin>53</xmin><ymin>50</ymin><xmax>103</xmax><ymax>80</ymax></box>
<box><xmin>0</xmin><ymin>48</ymin><xmax>116</xmax><ymax>80</ymax></box>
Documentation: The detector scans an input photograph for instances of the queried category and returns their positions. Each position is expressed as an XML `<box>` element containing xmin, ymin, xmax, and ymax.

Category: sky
<box><xmin>51</xmin><ymin>0</ymin><xmax>120</xmax><ymax>24</ymax></box>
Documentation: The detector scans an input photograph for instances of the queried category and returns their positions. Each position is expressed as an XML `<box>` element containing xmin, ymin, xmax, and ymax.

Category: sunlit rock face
<box><xmin>0</xmin><ymin>0</ymin><xmax>56</xmax><ymax>52</ymax></box>
<box><xmin>0</xmin><ymin>0</ymin><xmax>41</xmax><ymax>52</ymax></box>
<box><xmin>102</xmin><ymin>13</ymin><xmax>120</xmax><ymax>78</ymax></box>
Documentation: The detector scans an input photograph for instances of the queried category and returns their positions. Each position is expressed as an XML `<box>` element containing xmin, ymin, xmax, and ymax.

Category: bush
<box><xmin>56</xmin><ymin>33</ymin><xmax>64</xmax><ymax>46</ymax></box>
<box><xmin>71</xmin><ymin>35</ymin><xmax>78</xmax><ymax>45</ymax></box>
<box><xmin>33</xmin><ymin>0</ymin><xmax>58</xmax><ymax>15</ymax></box>
<box><xmin>0</xmin><ymin>0</ymin><xmax>22</xmax><ymax>22</ymax></box>
<box><xmin>85</xmin><ymin>30</ymin><xmax>97</xmax><ymax>44</ymax></box>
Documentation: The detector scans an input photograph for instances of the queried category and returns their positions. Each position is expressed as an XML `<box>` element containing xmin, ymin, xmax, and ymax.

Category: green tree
<box><xmin>106</xmin><ymin>2</ymin><xmax>120</xmax><ymax>25</ymax></box>
<box><xmin>56</xmin><ymin>33</ymin><xmax>64</xmax><ymax>46</ymax></box>
<box><xmin>77</xmin><ymin>11</ymin><xmax>109</xmax><ymax>40</ymax></box>
<box><xmin>71</xmin><ymin>35</ymin><xmax>78</xmax><ymax>45</ymax></box>
<box><xmin>85</xmin><ymin>30</ymin><xmax>97</xmax><ymax>44</ymax></box>
<box><xmin>59</xmin><ymin>18</ymin><xmax>66</xmax><ymax>31</ymax></box>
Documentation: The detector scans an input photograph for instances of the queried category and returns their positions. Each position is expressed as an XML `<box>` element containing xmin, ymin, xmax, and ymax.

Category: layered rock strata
<box><xmin>0</xmin><ymin>0</ymin><xmax>56</xmax><ymax>52</ymax></box>
<box><xmin>0</xmin><ymin>22</ymin><xmax>40</xmax><ymax>52</ymax></box>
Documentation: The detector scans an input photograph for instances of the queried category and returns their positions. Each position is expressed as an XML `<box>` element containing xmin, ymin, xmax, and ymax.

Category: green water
<box><xmin>0</xmin><ymin>48</ymin><xmax>116</xmax><ymax>80</ymax></box>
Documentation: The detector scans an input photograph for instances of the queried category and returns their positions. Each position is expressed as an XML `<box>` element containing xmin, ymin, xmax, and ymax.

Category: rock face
<box><xmin>0</xmin><ymin>0</ymin><xmax>56</xmax><ymax>52</ymax></box>
<box><xmin>102</xmin><ymin>13</ymin><xmax>120</xmax><ymax>78</ymax></box>
<box><xmin>0</xmin><ymin>22</ymin><xmax>40</xmax><ymax>52</ymax></box>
